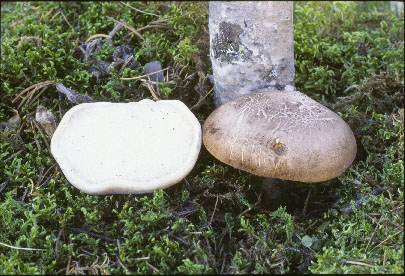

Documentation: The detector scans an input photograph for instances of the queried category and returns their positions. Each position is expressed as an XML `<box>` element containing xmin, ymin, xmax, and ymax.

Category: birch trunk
<box><xmin>209</xmin><ymin>1</ymin><xmax>295</xmax><ymax>106</ymax></box>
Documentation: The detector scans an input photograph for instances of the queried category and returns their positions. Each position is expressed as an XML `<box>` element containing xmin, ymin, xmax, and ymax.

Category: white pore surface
<box><xmin>51</xmin><ymin>100</ymin><xmax>202</xmax><ymax>194</ymax></box>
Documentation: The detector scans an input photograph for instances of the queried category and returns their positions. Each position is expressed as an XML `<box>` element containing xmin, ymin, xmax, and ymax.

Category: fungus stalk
<box><xmin>209</xmin><ymin>1</ymin><xmax>295</xmax><ymax>106</ymax></box>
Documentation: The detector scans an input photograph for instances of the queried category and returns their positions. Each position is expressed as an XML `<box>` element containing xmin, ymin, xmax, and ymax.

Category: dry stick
<box><xmin>131</xmin><ymin>257</ymin><xmax>150</xmax><ymax>261</ymax></box>
<box><xmin>31</xmin><ymin>121</ymin><xmax>42</xmax><ymax>152</ymax></box>
<box><xmin>105</xmin><ymin>16</ymin><xmax>145</xmax><ymax>41</ymax></box>
<box><xmin>85</xmin><ymin>34</ymin><xmax>112</xmax><ymax>43</ymax></box>
<box><xmin>0</xmin><ymin>241</ymin><xmax>46</xmax><ymax>251</ymax></box>
<box><xmin>370</xmin><ymin>230</ymin><xmax>402</xmax><ymax>252</ymax></box>
<box><xmin>146</xmin><ymin>262</ymin><xmax>160</xmax><ymax>273</ymax></box>
<box><xmin>120</xmin><ymin>68</ymin><xmax>169</xmax><ymax>80</ymax></box>
<box><xmin>118</xmin><ymin>55</ymin><xmax>133</xmax><ymax>76</ymax></box>
<box><xmin>344</xmin><ymin>260</ymin><xmax>376</xmax><ymax>268</ymax></box>
<box><xmin>365</xmin><ymin>214</ymin><xmax>385</xmax><ymax>253</ymax></box>
<box><xmin>119</xmin><ymin>1</ymin><xmax>160</xmax><ymax>17</ymax></box>
<box><xmin>32</xmin><ymin>120</ymin><xmax>50</xmax><ymax>151</ymax></box>
<box><xmin>209</xmin><ymin>194</ymin><xmax>219</xmax><ymax>226</ymax></box>
<box><xmin>135</xmin><ymin>24</ymin><xmax>170</xmax><ymax>32</ymax></box>
<box><xmin>116</xmin><ymin>255</ymin><xmax>129</xmax><ymax>272</ymax></box>
<box><xmin>49</xmin><ymin>10</ymin><xmax>61</xmax><ymax>22</ymax></box>
<box><xmin>55</xmin><ymin>228</ymin><xmax>64</xmax><ymax>258</ymax></box>
<box><xmin>191</xmin><ymin>87</ymin><xmax>214</xmax><ymax>110</ymax></box>
<box><xmin>42</xmin><ymin>8</ymin><xmax>54</xmax><ymax>20</ymax></box>
<box><xmin>37</xmin><ymin>167</ymin><xmax>44</xmax><ymax>186</ymax></box>
<box><xmin>142</xmin><ymin>79</ymin><xmax>160</xmax><ymax>101</ymax></box>
<box><xmin>109</xmin><ymin>23</ymin><xmax>123</xmax><ymax>38</ymax></box>
<box><xmin>149</xmin><ymin>18</ymin><xmax>172</xmax><ymax>24</ymax></box>
<box><xmin>5</xmin><ymin>150</ymin><xmax>23</xmax><ymax>162</ymax></box>
<box><xmin>65</xmin><ymin>255</ymin><xmax>71</xmax><ymax>274</ymax></box>
<box><xmin>60</xmin><ymin>9</ymin><xmax>73</xmax><ymax>29</ymax></box>
<box><xmin>38</xmin><ymin>163</ymin><xmax>57</xmax><ymax>188</ymax></box>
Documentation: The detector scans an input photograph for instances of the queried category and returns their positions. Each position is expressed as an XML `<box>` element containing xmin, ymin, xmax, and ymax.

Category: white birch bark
<box><xmin>209</xmin><ymin>1</ymin><xmax>295</xmax><ymax>106</ymax></box>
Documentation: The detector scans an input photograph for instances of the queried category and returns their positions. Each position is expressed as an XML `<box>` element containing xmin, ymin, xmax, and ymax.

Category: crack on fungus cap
<box><xmin>51</xmin><ymin>100</ymin><xmax>202</xmax><ymax>194</ymax></box>
<box><xmin>203</xmin><ymin>91</ymin><xmax>357</xmax><ymax>183</ymax></box>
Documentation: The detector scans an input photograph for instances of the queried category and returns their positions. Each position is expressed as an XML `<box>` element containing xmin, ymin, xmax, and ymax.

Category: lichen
<box><xmin>212</xmin><ymin>21</ymin><xmax>252</xmax><ymax>63</ymax></box>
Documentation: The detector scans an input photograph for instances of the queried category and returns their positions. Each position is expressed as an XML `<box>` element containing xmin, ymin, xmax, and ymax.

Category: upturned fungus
<box><xmin>51</xmin><ymin>99</ymin><xmax>202</xmax><ymax>194</ymax></box>
<box><xmin>203</xmin><ymin>91</ymin><xmax>357</xmax><ymax>182</ymax></box>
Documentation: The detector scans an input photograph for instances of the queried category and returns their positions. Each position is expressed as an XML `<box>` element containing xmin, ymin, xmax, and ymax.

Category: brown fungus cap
<box><xmin>203</xmin><ymin>91</ymin><xmax>357</xmax><ymax>182</ymax></box>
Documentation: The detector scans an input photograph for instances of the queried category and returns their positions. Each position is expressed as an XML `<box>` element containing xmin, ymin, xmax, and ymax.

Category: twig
<box><xmin>109</xmin><ymin>23</ymin><xmax>123</xmax><ymax>38</ymax></box>
<box><xmin>237</xmin><ymin>193</ymin><xmax>262</xmax><ymax>217</ymax></box>
<box><xmin>70</xmin><ymin>227</ymin><xmax>114</xmax><ymax>242</ymax></box>
<box><xmin>65</xmin><ymin>255</ymin><xmax>71</xmax><ymax>275</ymax></box>
<box><xmin>59</xmin><ymin>8</ymin><xmax>73</xmax><ymax>29</ymax></box>
<box><xmin>342</xmin><ymin>260</ymin><xmax>376</xmax><ymax>268</ymax></box>
<box><xmin>370</xmin><ymin>230</ymin><xmax>402</xmax><ymax>252</ymax></box>
<box><xmin>119</xmin><ymin>1</ymin><xmax>160</xmax><ymax>17</ymax></box>
<box><xmin>0</xmin><ymin>180</ymin><xmax>10</xmax><ymax>193</ymax></box>
<box><xmin>38</xmin><ymin>163</ymin><xmax>56</xmax><ymax>186</ymax></box>
<box><xmin>191</xmin><ymin>87</ymin><xmax>214</xmax><ymax>110</ymax></box>
<box><xmin>141</xmin><ymin>79</ymin><xmax>160</xmax><ymax>101</ymax></box>
<box><xmin>302</xmin><ymin>185</ymin><xmax>313</xmax><ymax>217</ymax></box>
<box><xmin>116</xmin><ymin>254</ymin><xmax>129</xmax><ymax>272</ymax></box>
<box><xmin>12</xmin><ymin>81</ymin><xmax>55</xmax><ymax>103</ymax></box>
<box><xmin>32</xmin><ymin>120</ymin><xmax>51</xmax><ymax>151</ymax></box>
<box><xmin>5</xmin><ymin>150</ymin><xmax>23</xmax><ymax>162</ymax></box>
<box><xmin>105</xmin><ymin>16</ymin><xmax>144</xmax><ymax>41</ymax></box>
<box><xmin>0</xmin><ymin>241</ymin><xmax>46</xmax><ymax>251</ymax></box>
<box><xmin>85</xmin><ymin>34</ymin><xmax>112</xmax><ymax>42</ymax></box>
<box><xmin>27</xmin><ymin>86</ymin><xmax>48</xmax><ymax>107</ymax></box>
<box><xmin>55</xmin><ymin>228</ymin><xmax>64</xmax><ymax>258</ymax></box>
<box><xmin>118</xmin><ymin>55</ymin><xmax>133</xmax><ymax>76</ymax></box>
<box><xmin>135</xmin><ymin>24</ymin><xmax>170</xmax><ymax>32</ymax></box>
<box><xmin>131</xmin><ymin>256</ymin><xmax>150</xmax><ymax>261</ymax></box>
<box><xmin>120</xmin><ymin>68</ymin><xmax>169</xmax><ymax>80</ymax></box>
<box><xmin>209</xmin><ymin>194</ymin><xmax>219</xmax><ymax>226</ymax></box>
<box><xmin>116</xmin><ymin>239</ymin><xmax>121</xmax><ymax>254</ymax></box>
<box><xmin>40</xmin><ymin>8</ymin><xmax>54</xmax><ymax>23</ymax></box>
<box><xmin>220</xmin><ymin>252</ymin><xmax>226</xmax><ymax>274</ymax></box>
<box><xmin>383</xmin><ymin>250</ymin><xmax>387</xmax><ymax>266</ymax></box>
<box><xmin>30</xmin><ymin>120</ymin><xmax>42</xmax><ymax>152</ymax></box>
<box><xmin>49</xmin><ymin>10</ymin><xmax>61</xmax><ymax>22</ymax></box>
<box><xmin>149</xmin><ymin>18</ymin><xmax>172</xmax><ymax>24</ymax></box>
<box><xmin>146</xmin><ymin>262</ymin><xmax>160</xmax><ymax>273</ymax></box>
<box><xmin>365</xmin><ymin>214</ymin><xmax>384</xmax><ymax>253</ymax></box>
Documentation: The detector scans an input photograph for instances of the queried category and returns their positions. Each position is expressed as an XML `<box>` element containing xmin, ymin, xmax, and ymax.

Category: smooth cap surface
<box><xmin>51</xmin><ymin>100</ymin><xmax>201</xmax><ymax>194</ymax></box>
<box><xmin>203</xmin><ymin>91</ymin><xmax>357</xmax><ymax>182</ymax></box>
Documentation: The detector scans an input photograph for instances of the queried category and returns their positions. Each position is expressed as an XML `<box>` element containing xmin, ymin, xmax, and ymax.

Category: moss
<box><xmin>1</xmin><ymin>1</ymin><xmax>404</xmax><ymax>274</ymax></box>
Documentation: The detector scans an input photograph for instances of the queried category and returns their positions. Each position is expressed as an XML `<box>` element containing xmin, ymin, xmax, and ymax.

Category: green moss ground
<box><xmin>1</xmin><ymin>1</ymin><xmax>403</xmax><ymax>274</ymax></box>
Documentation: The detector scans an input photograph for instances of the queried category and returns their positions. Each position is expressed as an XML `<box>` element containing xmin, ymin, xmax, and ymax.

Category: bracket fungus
<box><xmin>51</xmin><ymin>99</ymin><xmax>201</xmax><ymax>194</ymax></box>
<box><xmin>203</xmin><ymin>91</ymin><xmax>357</xmax><ymax>183</ymax></box>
